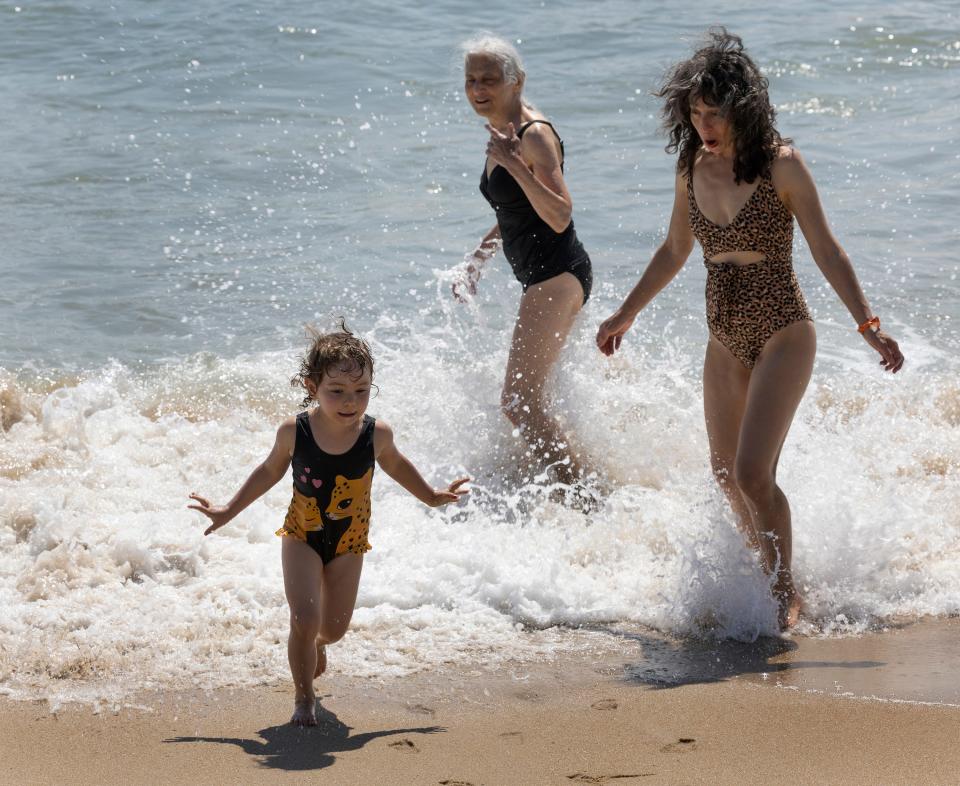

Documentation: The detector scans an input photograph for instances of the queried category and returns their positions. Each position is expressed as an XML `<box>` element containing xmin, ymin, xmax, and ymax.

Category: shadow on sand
<box><xmin>164</xmin><ymin>700</ymin><xmax>443</xmax><ymax>771</ymax></box>
<box><xmin>586</xmin><ymin>625</ymin><xmax>884</xmax><ymax>688</ymax></box>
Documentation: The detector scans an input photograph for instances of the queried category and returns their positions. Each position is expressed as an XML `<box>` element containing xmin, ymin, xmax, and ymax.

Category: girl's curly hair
<box><xmin>656</xmin><ymin>28</ymin><xmax>788</xmax><ymax>184</ymax></box>
<box><xmin>291</xmin><ymin>319</ymin><xmax>374</xmax><ymax>408</ymax></box>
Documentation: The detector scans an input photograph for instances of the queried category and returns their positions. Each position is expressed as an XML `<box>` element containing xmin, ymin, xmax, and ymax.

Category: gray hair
<box><xmin>461</xmin><ymin>32</ymin><xmax>525</xmax><ymax>85</ymax></box>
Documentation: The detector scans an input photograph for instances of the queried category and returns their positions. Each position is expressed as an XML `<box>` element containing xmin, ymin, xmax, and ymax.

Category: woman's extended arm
<box><xmin>452</xmin><ymin>223</ymin><xmax>501</xmax><ymax>302</ymax></box>
<box><xmin>777</xmin><ymin>148</ymin><xmax>904</xmax><ymax>372</ymax></box>
<box><xmin>596</xmin><ymin>173</ymin><xmax>695</xmax><ymax>355</ymax></box>
<box><xmin>486</xmin><ymin>121</ymin><xmax>572</xmax><ymax>233</ymax></box>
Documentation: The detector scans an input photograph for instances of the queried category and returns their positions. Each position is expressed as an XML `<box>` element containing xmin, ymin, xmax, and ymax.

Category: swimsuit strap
<box><xmin>518</xmin><ymin>119</ymin><xmax>565</xmax><ymax>164</ymax></box>
<box><xmin>517</xmin><ymin>119</ymin><xmax>559</xmax><ymax>139</ymax></box>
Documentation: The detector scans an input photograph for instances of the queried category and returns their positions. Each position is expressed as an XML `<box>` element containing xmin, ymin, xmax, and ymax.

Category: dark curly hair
<box><xmin>656</xmin><ymin>28</ymin><xmax>789</xmax><ymax>184</ymax></box>
<box><xmin>291</xmin><ymin>319</ymin><xmax>375</xmax><ymax>408</ymax></box>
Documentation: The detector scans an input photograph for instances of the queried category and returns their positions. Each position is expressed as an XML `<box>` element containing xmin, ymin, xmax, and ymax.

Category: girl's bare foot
<box><xmin>314</xmin><ymin>641</ymin><xmax>327</xmax><ymax>679</ymax></box>
<box><xmin>291</xmin><ymin>696</ymin><xmax>317</xmax><ymax>727</ymax></box>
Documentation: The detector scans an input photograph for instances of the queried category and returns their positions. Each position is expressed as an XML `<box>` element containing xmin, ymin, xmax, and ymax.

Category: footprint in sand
<box><xmin>566</xmin><ymin>774</ymin><xmax>655</xmax><ymax>783</ymax></box>
<box><xmin>406</xmin><ymin>703</ymin><xmax>436</xmax><ymax>716</ymax></box>
<box><xmin>514</xmin><ymin>690</ymin><xmax>541</xmax><ymax>702</ymax></box>
<box><xmin>590</xmin><ymin>698</ymin><xmax>618</xmax><ymax>710</ymax></box>
<box><xmin>389</xmin><ymin>738</ymin><xmax>420</xmax><ymax>753</ymax></box>
<box><xmin>660</xmin><ymin>738</ymin><xmax>698</xmax><ymax>753</ymax></box>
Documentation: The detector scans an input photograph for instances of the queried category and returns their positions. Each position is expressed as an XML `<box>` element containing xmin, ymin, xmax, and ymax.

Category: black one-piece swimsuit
<box><xmin>479</xmin><ymin>120</ymin><xmax>593</xmax><ymax>303</ymax></box>
<box><xmin>275</xmin><ymin>412</ymin><xmax>375</xmax><ymax>565</ymax></box>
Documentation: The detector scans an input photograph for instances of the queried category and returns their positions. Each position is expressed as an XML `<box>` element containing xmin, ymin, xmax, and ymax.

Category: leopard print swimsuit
<box><xmin>687</xmin><ymin>167</ymin><xmax>811</xmax><ymax>368</ymax></box>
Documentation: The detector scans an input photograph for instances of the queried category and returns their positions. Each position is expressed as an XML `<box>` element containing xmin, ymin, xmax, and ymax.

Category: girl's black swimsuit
<box><xmin>275</xmin><ymin>412</ymin><xmax>375</xmax><ymax>565</ymax></box>
<box><xmin>479</xmin><ymin>119</ymin><xmax>592</xmax><ymax>303</ymax></box>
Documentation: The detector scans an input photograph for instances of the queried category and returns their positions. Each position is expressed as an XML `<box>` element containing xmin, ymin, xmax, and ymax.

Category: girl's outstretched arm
<box><xmin>188</xmin><ymin>417</ymin><xmax>296</xmax><ymax>535</ymax></box>
<box><xmin>373</xmin><ymin>421</ymin><xmax>469</xmax><ymax>507</ymax></box>
<box><xmin>776</xmin><ymin>147</ymin><xmax>904</xmax><ymax>373</ymax></box>
<box><xmin>596</xmin><ymin>172</ymin><xmax>695</xmax><ymax>356</ymax></box>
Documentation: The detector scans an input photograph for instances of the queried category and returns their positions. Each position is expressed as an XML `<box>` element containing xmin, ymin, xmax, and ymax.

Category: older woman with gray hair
<box><xmin>452</xmin><ymin>33</ymin><xmax>594</xmax><ymax>492</ymax></box>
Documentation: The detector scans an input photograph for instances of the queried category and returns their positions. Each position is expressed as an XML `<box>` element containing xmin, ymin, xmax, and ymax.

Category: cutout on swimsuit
<box><xmin>706</xmin><ymin>250</ymin><xmax>766</xmax><ymax>267</ymax></box>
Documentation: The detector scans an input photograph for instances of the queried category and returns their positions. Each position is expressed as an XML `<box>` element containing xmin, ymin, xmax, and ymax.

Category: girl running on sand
<box><xmin>189</xmin><ymin>324</ymin><xmax>469</xmax><ymax>726</ymax></box>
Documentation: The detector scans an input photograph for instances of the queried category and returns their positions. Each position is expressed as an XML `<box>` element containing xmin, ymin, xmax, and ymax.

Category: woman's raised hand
<box><xmin>485</xmin><ymin>122</ymin><xmax>523</xmax><ymax>171</ymax></box>
<box><xmin>862</xmin><ymin>328</ymin><xmax>905</xmax><ymax>373</ymax></box>
<box><xmin>596</xmin><ymin>310</ymin><xmax>636</xmax><ymax>356</ymax></box>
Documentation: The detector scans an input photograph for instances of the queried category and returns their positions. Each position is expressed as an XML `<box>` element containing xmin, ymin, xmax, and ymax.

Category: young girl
<box><xmin>188</xmin><ymin>324</ymin><xmax>469</xmax><ymax>726</ymax></box>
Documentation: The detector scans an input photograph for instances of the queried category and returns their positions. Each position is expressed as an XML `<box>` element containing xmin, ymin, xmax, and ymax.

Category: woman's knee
<box><xmin>733</xmin><ymin>458</ymin><xmax>774</xmax><ymax>501</ymax></box>
<box><xmin>500</xmin><ymin>385</ymin><xmax>541</xmax><ymax>426</ymax></box>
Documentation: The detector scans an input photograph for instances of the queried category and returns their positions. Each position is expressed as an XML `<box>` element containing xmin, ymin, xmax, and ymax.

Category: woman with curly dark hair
<box><xmin>596</xmin><ymin>29</ymin><xmax>903</xmax><ymax>629</ymax></box>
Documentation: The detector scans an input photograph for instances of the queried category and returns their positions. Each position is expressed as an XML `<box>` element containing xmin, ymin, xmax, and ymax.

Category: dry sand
<box><xmin>4</xmin><ymin>620</ymin><xmax>960</xmax><ymax>786</ymax></box>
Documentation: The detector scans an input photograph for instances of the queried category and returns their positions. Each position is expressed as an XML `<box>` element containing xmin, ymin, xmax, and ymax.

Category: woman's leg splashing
<box><xmin>704</xmin><ymin>321</ymin><xmax>816</xmax><ymax>629</ymax></box>
<box><xmin>501</xmin><ymin>272</ymin><xmax>586</xmax><ymax>489</ymax></box>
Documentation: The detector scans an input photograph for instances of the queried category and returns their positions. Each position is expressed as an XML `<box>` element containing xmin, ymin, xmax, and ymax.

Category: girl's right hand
<box><xmin>596</xmin><ymin>310</ymin><xmax>635</xmax><ymax>356</ymax></box>
<box><xmin>188</xmin><ymin>493</ymin><xmax>233</xmax><ymax>536</ymax></box>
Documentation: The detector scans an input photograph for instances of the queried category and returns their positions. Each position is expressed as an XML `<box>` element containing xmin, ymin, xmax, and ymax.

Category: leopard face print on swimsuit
<box><xmin>687</xmin><ymin>167</ymin><xmax>812</xmax><ymax>368</ymax></box>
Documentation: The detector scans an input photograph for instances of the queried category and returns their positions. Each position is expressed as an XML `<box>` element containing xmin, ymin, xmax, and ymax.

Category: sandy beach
<box><xmin>5</xmin><ymin>619</ymin><xmax>960</xmax><ymax>786</ymax></box>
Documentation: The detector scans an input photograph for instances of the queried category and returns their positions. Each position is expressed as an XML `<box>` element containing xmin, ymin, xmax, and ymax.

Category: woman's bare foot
<box><xmin>291</xmin><ymin>696</ymin><xmax>317</xmax><ymax>727</ymax></box>
<box><xmin>776</xmin><ymin>586</ymin><xmax>804</xmax><ymax>631</ymax></box>
<box><xmin>314</xmin><ymin>641</ymin><xmax>327</xmax><ymax>679</ymax></box>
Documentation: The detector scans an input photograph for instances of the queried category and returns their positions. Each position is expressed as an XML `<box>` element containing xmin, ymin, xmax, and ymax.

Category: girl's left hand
<box><xmin>863</xmin><ymin>329</ymin><xmax>904</xmax><ymax>373</ymax></box>
<box><xmin>429</xmin><ymin>477</ymin><xmax>471</xmax><ymax>507</ymax></box>
<box><xmin>485</xmin><ymin>123</ymin><xmax>523</xmax><ymax>172</ymax></box>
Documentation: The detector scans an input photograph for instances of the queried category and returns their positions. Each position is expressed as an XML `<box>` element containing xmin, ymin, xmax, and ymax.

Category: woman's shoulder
<box><xmin>518</xmin><ymin>115</ymin><xmax>557</xmax><ymax>139</ymax></box>
<box><xmin>771</xmin><ymin>144</ymin><xmax>807</xmax><ymax>170</ymax></box>
<box><xmin>770</xmin><ymin>145</ymin><xmax>811</xmax><ymax>183</ymax></box>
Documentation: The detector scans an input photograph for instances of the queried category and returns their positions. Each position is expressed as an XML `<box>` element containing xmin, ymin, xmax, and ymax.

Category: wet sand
<box><xmin>5</xmin><ymin>619</ymin><xmax>960</xmax><ymax>786</ymax></box>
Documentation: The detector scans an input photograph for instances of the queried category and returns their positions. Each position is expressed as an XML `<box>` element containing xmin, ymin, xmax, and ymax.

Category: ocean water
<box><xmin>1</xmin><ymin>1</ymin><xmax>958</xmax><ymax>706</ymax></box>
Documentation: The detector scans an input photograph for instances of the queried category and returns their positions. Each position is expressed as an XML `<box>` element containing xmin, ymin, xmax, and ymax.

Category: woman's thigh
<box><xmin>737</xmin><ymin>321</ymin><xmax>816</xmax><ymax>475</ymax></box>
<box><xmin>503</xmin><ymin>272</ymin><xmax>583</xmax><ymax>400</ymax></box>
<box><xmin>703</xmin><ymin>335</ymin><xmax>751</xmax><ymax>476</ymax></box>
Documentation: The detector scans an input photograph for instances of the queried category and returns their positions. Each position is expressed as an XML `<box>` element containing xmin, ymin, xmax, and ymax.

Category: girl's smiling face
<box><xmin>690</xmin><ymin>97</ymin><xmax>734</xmax><ymax>156</ymax></box>
<box><xmin>464</xmin><ymin>54</ymin><xmax>519</xmax><ymax>118</ymax></box>
<box><xmin>307</xmin><ymin>364</ymin><xmax>371</xmax><ymax>426</ymax></box>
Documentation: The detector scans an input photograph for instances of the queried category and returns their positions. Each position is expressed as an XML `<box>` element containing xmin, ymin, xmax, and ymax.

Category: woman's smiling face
<box><xmin>464</xmin><ymin>54</ymin><xmax>517</xmax><ymax>118</ymax></box>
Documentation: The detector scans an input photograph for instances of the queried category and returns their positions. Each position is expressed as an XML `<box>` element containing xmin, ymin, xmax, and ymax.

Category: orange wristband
<box><xmin>857</xmin><ymin>316</ymin><xmax>880</xmax><ymax>334</ymax></box>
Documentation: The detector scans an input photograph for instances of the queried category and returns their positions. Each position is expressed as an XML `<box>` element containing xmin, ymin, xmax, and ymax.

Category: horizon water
<box><xmin>1</xmin><ymin>0</ymin><xmax>959</xmax><ymax>707</ymax></box>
